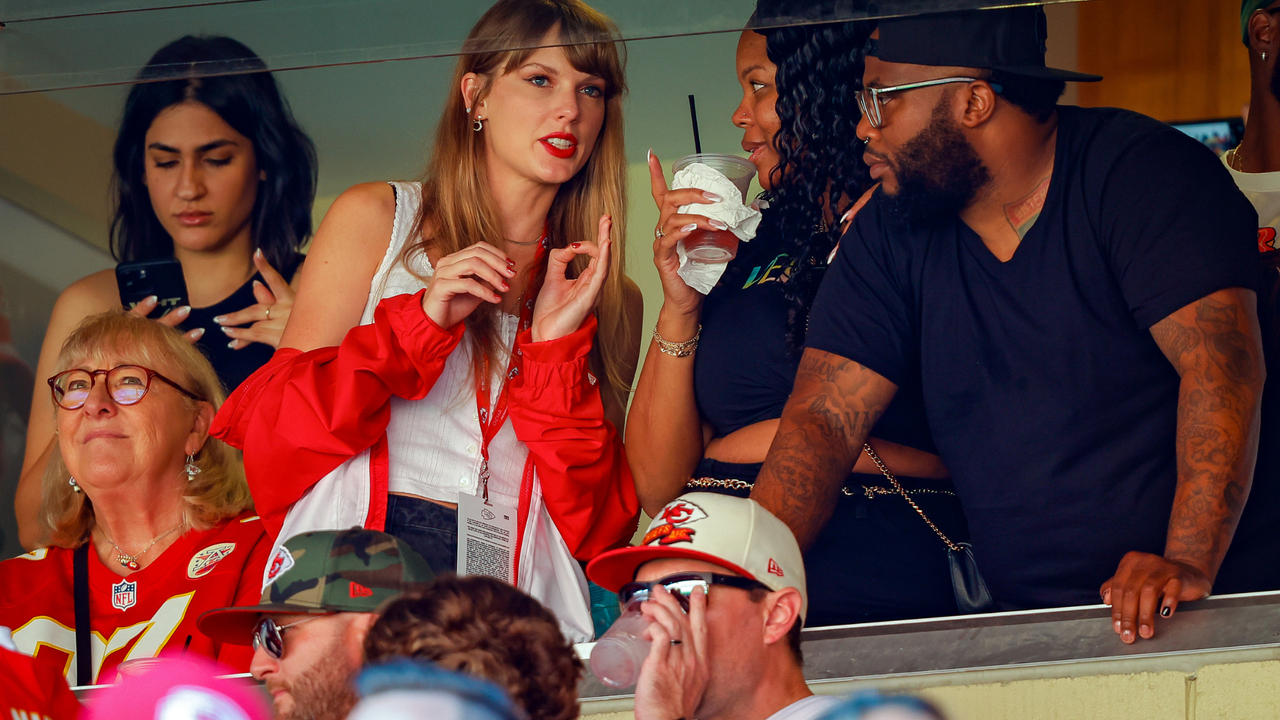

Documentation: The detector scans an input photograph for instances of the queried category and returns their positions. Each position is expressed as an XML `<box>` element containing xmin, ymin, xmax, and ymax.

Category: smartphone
<box><xmin>116</xmin><ymin>258</ymin><xmax>189</xmax><ymax>320</ymax></box>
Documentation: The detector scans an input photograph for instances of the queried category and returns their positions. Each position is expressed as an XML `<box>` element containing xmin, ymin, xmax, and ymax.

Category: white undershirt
<box><xmin>763</xmin><ymin>694</ymin><xmax>843</xmax><ymax>720</ymax></box>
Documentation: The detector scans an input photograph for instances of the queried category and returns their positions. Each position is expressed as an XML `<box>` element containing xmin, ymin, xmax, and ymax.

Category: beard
<box><xmin>271</xmin><ymin>652</ymin><xmax>361</xmax><ymax>720</ymax></box>
<box><xmin>879</xmin><ymin>95</ymin><xmax>992</xmax><ymax>228</ymax></box>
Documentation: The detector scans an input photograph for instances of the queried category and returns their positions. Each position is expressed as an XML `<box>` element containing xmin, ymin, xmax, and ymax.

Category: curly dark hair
<box><xmin>740</xmin><ymin>13</ymin><xmax>875</xmax><ymax>355</ymax></box>
<box><xmin>364</xmin><ymin>575</ymin><xmax>583</xmax><ymax>720</ymax></box>
<box><xmin>111</xmin><ymin>35</ymin><xmax>317</xmax><ymax>271</ymax></box>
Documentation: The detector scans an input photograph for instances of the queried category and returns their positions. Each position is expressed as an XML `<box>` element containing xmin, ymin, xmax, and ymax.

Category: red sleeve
<box><xmin>44</xmin><ymin>666</ymin><xmax>81</xmax><ymax>720</ymax></box>
<box><xmin>507</xmin><ymin>315</ymin><xmax>640</xmax><ymax>560</ymax></box>
<box><xmin>210</xmin><ymin>291</ymin><xmax>465</xmax><ymax>538</ymax></box>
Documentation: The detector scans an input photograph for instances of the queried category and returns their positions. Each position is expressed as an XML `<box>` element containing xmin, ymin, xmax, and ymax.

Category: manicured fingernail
<box><xmin>506</xmin><ymin>258</ymin><xmax>516</xmax><ymax>266</ymax></box>
<box><xmin>146</xmin><ymin>295</ymin><xmax>158</xmax><ymax>304</ymax></box>
<box><xmin>709</xmin><ymin>219</ymin><xmax>729</xmax><ymax>230</ymax></box>
<box><xmin>227</xmin><ymin>340</ymin><xmax>238</xmax><ymax>349</ymax></box>
<box><xmin>703</xmin><ymin>191</ymin><xmax>722</xmax><ymax>201</ymax></box>
<box><xmin>190</xmin><ymin>327</ymin><xmax>205</xmax><ymax>340</ymax></box>
<box><xmin>1161</xmin><ymin>606</ymin><xmax>1171</xmax><ymax>617</ymax></box>
<box><xmin>213</xmin><ymin>315</ymin><xmax>226</xmax><ymax>324</ymax></box>
<box><xmin>571</xmin><ymin>242</ymin><xmax>581</xmax><ymax>248</ymax></box>
<box><xmin>221</xmin><ymin>326</ymin><xmax>233</xmax><ymax>335</ymax></box>
<box><xmin>681</xmin><ymin>223</ymin><xmax>698</xmax><ymax>232</ymax></box>
<box><xmin>255</xmin><ymin>248</ymin><xmax>263</xmax><ymax>258</ymax></box>
<box><xmin>647</xmin><ymin>148</ymin><xmax>652</xmax><ymax>163</ymax></box>
<box><xmin>176</xmin><ymin>306</ymin><xmax>191</xmax><ymax>317</ymax></box>
<box><xmin>253</xmin><ymin>280</ymin><xmax>263</xmax><ymax>289</ymax></box>
<box><xmin>841</xmin><ymin>208</ymin><xmax>855</xmax><ymax>223</ymax></box>
<box><xmin>501</xmin><ymin>283</ymin><xmax>510</xmax><ymax>290</ymax></box>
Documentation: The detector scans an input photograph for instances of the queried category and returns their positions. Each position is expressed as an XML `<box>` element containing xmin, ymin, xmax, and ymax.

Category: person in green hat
<box><xmin>198</xmin><ymin>528</ymin><xmax>435</xmax><ymax>720</ymax></box>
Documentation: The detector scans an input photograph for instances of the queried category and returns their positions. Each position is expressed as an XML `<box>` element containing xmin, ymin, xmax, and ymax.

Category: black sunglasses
<box><xmin>253</xmin><ymin>614</ymin><xmax>332</xmax><ymax>660</ymax></box>
<box><xmin>618</xmin><ymin>572</ymin><xmax>769</xmax><ymax>611</ymax></box>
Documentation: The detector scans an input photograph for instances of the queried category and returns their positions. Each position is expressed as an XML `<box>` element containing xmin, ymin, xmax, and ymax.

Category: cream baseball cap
<box><xmin>586</xmin><ymin>492</ymin><xmax>809</xmax><ymax>620</ymax></box>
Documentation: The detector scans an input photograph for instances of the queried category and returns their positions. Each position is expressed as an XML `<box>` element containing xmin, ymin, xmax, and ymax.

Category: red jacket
<box><xmin>211</xmin><ymin>290</ymin><xmax>638</xmax><ymax>561</ymax></box>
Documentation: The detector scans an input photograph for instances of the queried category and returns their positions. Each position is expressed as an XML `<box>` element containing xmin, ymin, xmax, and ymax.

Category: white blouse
<box><xmin>359</xmin><ymin>181</ymin><xmax>528</xmax><ymax>506</ymax></box>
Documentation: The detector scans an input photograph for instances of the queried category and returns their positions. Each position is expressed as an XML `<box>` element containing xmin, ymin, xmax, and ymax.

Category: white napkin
<box><xmin>671</xmin><ymin>162</ymin><xmax>762</xmax><ymax>294</ymax></box>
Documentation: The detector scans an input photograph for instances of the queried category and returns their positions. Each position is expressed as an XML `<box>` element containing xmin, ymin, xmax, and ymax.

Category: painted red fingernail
<box><xmin>506</xmin><ymin>259</ymin><xmax>515</xmax><ymax>266</ymax></box>
<box><xmin>572</xmin><ymin>242</ymin><xmax>581</xmax><ymax>248</ymax></box>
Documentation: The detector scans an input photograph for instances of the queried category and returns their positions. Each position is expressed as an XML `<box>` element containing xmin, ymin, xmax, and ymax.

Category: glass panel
<box><xmin>0</xmin><ymin>0</ymin><xmax>1085</xmax><ymax>95</ymax></box>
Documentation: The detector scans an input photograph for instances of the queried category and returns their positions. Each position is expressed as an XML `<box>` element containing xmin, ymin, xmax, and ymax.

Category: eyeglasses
<box><xmin>253</xmin><ymin>614</ymin><xmax>333</xmax><ymax>660</ymax></box>
<box><xmin>47</xmin><ymin>365</ymin><xmax>202</xmax><ymax>411</ymax></box>
<box><xmin>855</xmin><ymin>77</ymin><xmax>995</xmax><ymax>129</ymax></box>
<box><xmin>618</xmin><ymin>572</ymin><xmax>770</xmax><ymax>611</ymax></box>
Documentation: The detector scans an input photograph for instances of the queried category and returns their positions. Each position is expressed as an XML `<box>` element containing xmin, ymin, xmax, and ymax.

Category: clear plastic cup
<box><xmin>672</xmin><ymin>153</ymin><xmax>758</xmax><ymax>264</ymax></box>
<box><xmin>588</xmin><ymin>597</ymin><xmax>652</xmax><ymax>688</ymax></box>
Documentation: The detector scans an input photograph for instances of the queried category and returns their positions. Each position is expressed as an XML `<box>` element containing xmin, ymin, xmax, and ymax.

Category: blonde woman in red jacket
<box><xmin>211</xmin><ymin>0</ymin><xmax>643</xmax><ymax>641</ymax></box>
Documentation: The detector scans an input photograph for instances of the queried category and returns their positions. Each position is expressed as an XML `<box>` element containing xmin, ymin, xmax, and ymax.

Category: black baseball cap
<box><xmin>871</xmin><ymin>6</ymin><xmax>1102</xmax><ymax>83</ymax></box>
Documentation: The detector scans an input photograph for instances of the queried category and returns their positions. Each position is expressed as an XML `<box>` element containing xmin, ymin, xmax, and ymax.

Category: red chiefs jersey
<box><xmin>0</xmin><ymin>641</ymin><xmax>80</xmax><ymax>719</ymax></box>
<box><xmin>0</xmin><ymin>512</ymin><xmax>269</xmax><ymax>686</ymax></box>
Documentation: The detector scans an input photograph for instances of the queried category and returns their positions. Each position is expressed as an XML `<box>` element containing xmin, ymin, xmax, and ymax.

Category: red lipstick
<box><xmin>540</xmin><ymin>132</ymin><xmax>578</xmax><ymax>159</ymax></box>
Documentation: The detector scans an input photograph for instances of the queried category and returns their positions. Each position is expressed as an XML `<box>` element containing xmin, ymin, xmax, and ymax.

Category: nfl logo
<box><xmin>112</xmin><ymin>579</ymin><xmax>137</xmax><ymax>611</ymax></box>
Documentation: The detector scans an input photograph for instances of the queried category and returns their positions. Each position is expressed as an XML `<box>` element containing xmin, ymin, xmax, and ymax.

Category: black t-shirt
<box><xmin>695</xmin><ymin>224</ymin><xmax>936</xmax><ymax>454</ymax></box>
<box><xmin>186</xmin><ymin>252</ymin><xmax>303</xmax><ymax>393</ymax></box>
<box><xmin>808</xmin><ymin>106</ymin><xmax>1260</xmax><ymax>609</ymax></box>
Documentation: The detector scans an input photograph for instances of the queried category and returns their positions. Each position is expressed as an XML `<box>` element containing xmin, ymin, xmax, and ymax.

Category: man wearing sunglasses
<box><xmin>588</xmin><ymin>493</ymin><xmax>827</xmax><ymax>720</ymax></box>
<box><xmin>199</xmin><ymin>528</ymin><xmax>435</xmax><ymax>720</ymax></box>
<box><xmin>754</xmin><ymin>4</ymin><xmax>1277</xmax><ymax>646</ymax></box>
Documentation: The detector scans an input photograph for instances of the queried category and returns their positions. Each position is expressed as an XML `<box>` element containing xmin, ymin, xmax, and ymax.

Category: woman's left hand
<box><xmin>530</xmin><ymin>215</ymin><xmax>612</xmax><ymax>343</ymax></box>
<box><xmin>214</xmin><ymin>249</ymin><xmax>296</xmax><ymax>350</ymax></box>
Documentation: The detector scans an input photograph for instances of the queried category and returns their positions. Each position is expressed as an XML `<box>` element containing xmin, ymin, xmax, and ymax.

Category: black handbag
<box><xmin>863</xmin><ymin>444</ymin><xmax>995</xmax><ymax>614</ymax></box>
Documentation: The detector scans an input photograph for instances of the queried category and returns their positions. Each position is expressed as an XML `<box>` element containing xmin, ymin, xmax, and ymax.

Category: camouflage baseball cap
<box><xmin>198</xmin><ymin>528</ymin><xmax>435</xmax><ymax>645</ymax></box>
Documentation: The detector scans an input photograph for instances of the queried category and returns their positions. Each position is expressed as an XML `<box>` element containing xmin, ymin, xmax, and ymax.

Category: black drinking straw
<box><xmin>688</xmin><ymin>94</ymin><xmax>702</xmax><ymax>154</ymax></box>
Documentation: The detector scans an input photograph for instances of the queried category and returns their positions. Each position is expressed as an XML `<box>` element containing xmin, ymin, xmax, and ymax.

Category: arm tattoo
<box><xmin>751</xmin><ymin>350</ymin><xmax>897</xmax><ymax>549</ymax></box>
<box><xmin>1151</xmin><ymin>289</ymin><xmax>1265</xmax><ymax>578</ymax></box>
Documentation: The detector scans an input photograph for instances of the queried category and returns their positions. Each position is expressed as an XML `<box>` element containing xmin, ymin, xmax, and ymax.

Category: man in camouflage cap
<box><xmin>200</xmin><ymin>528</ymin><xmax>435</xmax><ymax>720</ymax></box>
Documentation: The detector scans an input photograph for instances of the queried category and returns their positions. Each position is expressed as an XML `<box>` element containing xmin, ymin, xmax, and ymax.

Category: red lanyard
<box><xmin>474</xmin><ymin>231</ymin><xmax>548</xmax><ymax>503</ymax></box>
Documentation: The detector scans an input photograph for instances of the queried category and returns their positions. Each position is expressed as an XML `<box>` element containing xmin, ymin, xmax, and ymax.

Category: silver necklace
<box><xmin>100</xmin><ymin>522</ymin><xmax>184</xmax><ymax>571</ymax></box>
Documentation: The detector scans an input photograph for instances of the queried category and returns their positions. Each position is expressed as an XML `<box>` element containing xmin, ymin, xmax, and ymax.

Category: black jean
<box><xmin>690</xmin><ymin>458</ymin><xmax>971</xmax><ymax>627</ymax></box>
<box><xmin>385</xmin><ymin>494</ymin><xmax>460</xmax><ymax>574</ymax></box>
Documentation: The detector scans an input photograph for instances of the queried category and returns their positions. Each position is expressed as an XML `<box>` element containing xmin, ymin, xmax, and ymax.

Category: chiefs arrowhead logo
<box><xmin>767</xmin><ymin>559</ymin><xmax>785</xmax><ymax>577</ymax></box>
<box><xmin>349</xmin><ymin>581</ymin><xmax>374</xmax><ymax>598</ymax></box>
<box><xmin>659</xmin><ymin>500</ymin><xmax>707</xmax><ymax>527</ymax></box>
<box><xmin>263</xmin><ymin>546</ymin><xmax>296</xmax><ymax>590</ymax></box>
<box><xmin>188</xmin><ymin>542</ymin><xmax>236</xmax><ymax>579</ymax></box>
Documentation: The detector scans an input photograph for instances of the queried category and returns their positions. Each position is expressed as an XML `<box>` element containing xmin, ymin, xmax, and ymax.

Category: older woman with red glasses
<box><xmin>0</xmin><ymin>311</ymin><xmax>269</xmax><ymax>687</ymax></box>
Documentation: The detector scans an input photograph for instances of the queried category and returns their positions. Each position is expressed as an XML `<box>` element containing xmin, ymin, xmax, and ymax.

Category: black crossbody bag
<box><xmin>862</xmin><ymin>444</ymin><xmax>995</xmax><ymax>614</ymax></box>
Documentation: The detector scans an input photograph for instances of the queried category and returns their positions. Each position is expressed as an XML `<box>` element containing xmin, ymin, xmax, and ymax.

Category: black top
<box><xmin>185</xmin><ymin>253</ymin><xmax>303</xmax><ymax>393</ymax></box>
<box><xmin>694</xmin><ymin>223</ymin><xmax>937</xmax><ymax>454</ymax></box>
<box><xmin>807</xmin><ymin>106</ymin><xmax>1261</xmax><ymax>609</ymax></box>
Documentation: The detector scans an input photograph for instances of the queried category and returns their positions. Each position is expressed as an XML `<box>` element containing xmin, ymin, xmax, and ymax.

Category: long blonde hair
<box><xmin>408</xmin><ymin>0</ymin><xmax>632</xmax><ymax>405</ymax></box>
<box><xmin>40</xmin><ymin>311</ymin><xmax>251</xmax><ymax>548</ymax></box>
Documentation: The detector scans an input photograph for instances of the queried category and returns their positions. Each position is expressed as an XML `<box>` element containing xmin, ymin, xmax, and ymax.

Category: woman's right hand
<box><xmin>421</xmin><ymin>242</ymin><xmax>517</xmax><ymax>329</ymax></box>
<box><xmin>128</xmin><ymin>296</ymin><xmax>205</xmax><ymax>344</ymax></box>
<box><xmin>648</xmin><ymin>150</ymin><xmax>729</xmax><ymax>317</ymax></box>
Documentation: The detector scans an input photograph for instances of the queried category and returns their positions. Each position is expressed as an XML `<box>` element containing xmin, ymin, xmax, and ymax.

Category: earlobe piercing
<box><xmin>473</xmin><ymin>116</ymin><xmax>484</xmax><ymax>132</ymax></box>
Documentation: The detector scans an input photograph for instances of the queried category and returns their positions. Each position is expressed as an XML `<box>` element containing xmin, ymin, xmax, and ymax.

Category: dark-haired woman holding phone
<box><xmin>17</xmin><ymin>35</ymin><xmax>317</xmax><ymax>549</ymax></box>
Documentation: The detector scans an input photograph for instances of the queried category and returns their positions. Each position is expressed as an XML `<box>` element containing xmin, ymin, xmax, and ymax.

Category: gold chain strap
<box><xmin>862</xmin><ymin>444</ymin><xmax>962</xmax><ymax>553</ymax></box>
<box><xmin>653</xmin><ymin>325</ymin><xmax>702</xmax><ymax>357</ymax></box>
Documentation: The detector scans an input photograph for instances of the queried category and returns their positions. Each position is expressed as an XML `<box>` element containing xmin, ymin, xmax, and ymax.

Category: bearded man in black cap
<box><xmin>753</xmin><ymin>5</ymin><xmax>1277</xmax><ymax>644</ymax></box>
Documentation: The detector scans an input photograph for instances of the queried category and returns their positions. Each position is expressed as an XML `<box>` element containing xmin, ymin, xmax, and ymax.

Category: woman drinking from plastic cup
<box><xmin>627</xmin><ymin>1</ymin><xmax>969</xmax><ymax>627</ymax></box>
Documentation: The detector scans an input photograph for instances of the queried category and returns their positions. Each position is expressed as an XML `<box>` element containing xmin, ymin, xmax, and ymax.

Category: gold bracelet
<box><xmin>653</xmin><ymin>324</ymin><xmax>702</xmax><ymax>357</ymax></box>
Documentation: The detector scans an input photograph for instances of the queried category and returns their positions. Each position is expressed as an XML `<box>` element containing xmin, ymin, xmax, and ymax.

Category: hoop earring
<box><xmin>473</xmin><ymin>116</ymin><xmax>484</xmax><ymax>132</ymax></box>
<box><xmin>69</xmin><ymin>477</ymin><xmax>81</xmax><ymax>494</ymax></box>
<box><xmin>184</xmin><ymin>454</ymin><xmax>202</xmax><ymax>483</ymax></box>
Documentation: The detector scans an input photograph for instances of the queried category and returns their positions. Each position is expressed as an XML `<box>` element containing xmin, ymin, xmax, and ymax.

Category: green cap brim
<box><xmin>197</xmin><ymin>604</ymin><xmax>334</xmax><ymax>646</ymax></box>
